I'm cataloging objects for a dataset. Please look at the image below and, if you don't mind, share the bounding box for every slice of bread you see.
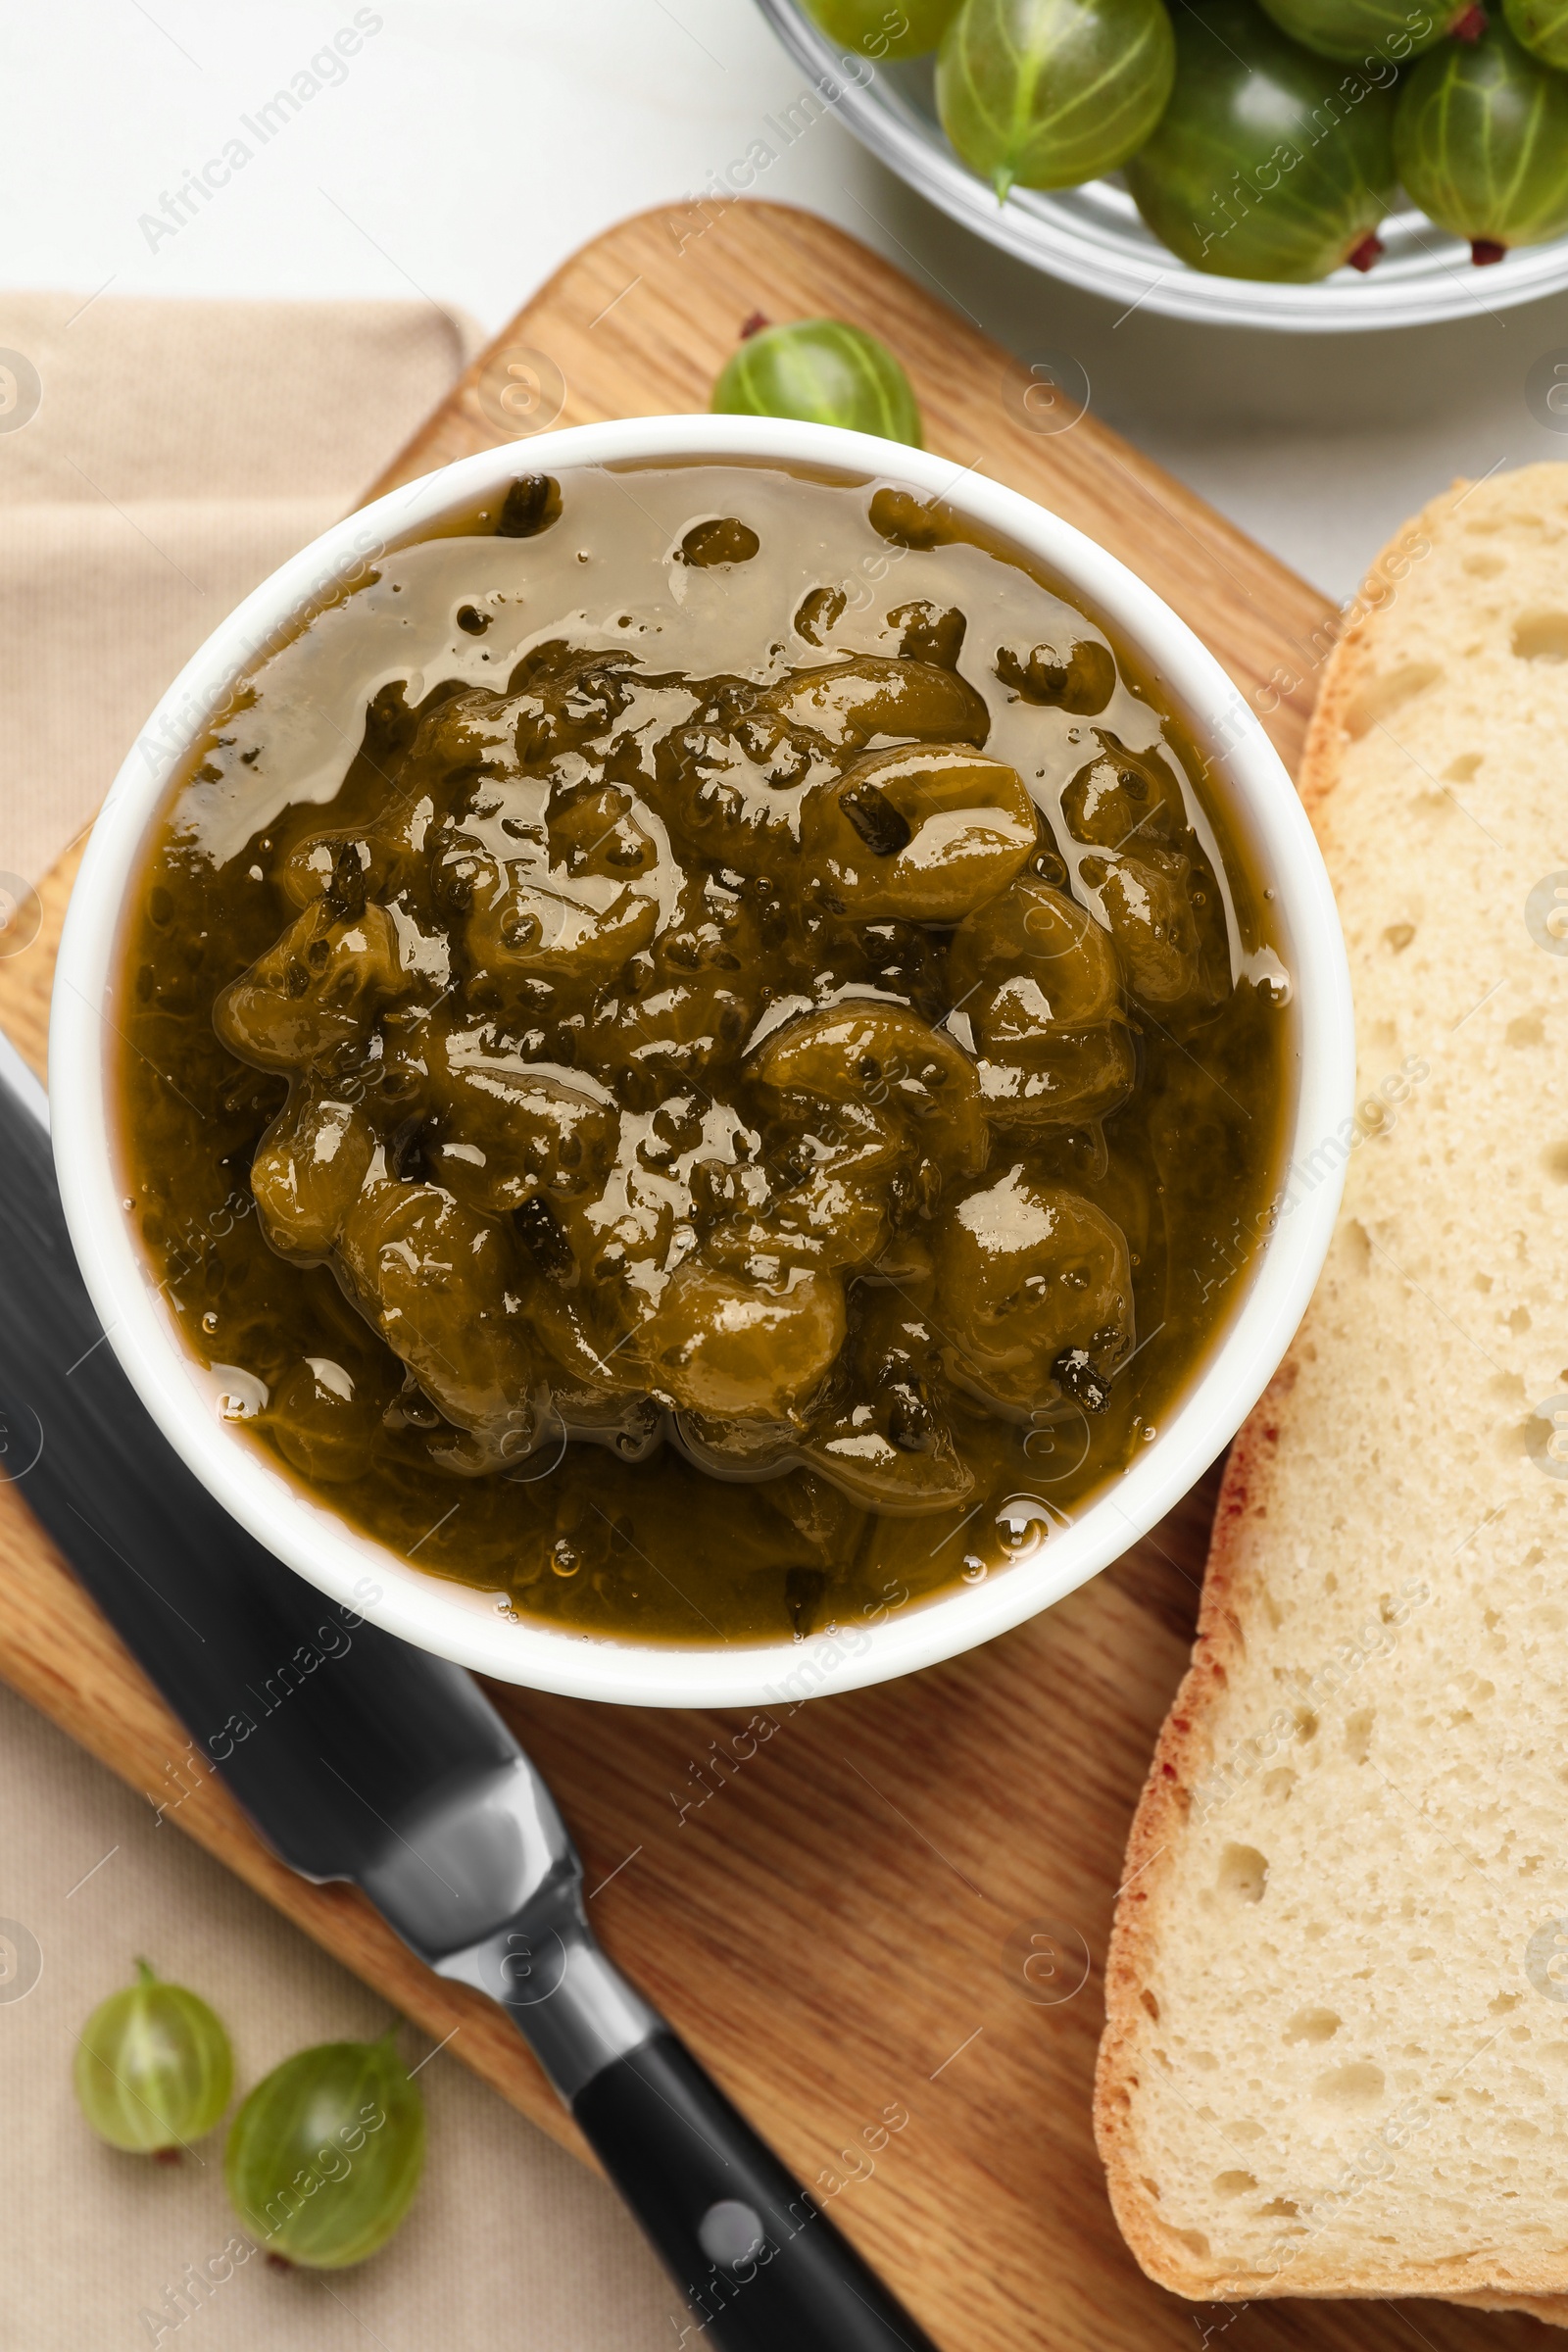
[1095,462,1568,2307]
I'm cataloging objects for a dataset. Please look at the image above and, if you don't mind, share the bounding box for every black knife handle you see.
[572,2033,938,2351]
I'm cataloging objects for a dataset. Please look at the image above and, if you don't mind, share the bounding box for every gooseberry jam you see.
[117,462,1289,1642]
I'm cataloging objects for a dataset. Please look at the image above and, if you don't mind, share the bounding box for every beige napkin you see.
[0,290,465,884]
[0,291,672,2349]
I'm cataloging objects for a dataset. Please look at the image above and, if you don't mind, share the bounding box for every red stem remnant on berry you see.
[1450,2,1488,35]
[1347,233,1384,273]
[1472,237,1507,265]
[739,311,769,340]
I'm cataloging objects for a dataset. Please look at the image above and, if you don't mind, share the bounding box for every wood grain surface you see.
[0,202,1535,2350]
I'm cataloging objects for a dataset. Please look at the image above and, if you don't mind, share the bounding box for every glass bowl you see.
[756,0,1568,331]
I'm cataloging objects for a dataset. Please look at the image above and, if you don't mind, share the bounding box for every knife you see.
[0,1027,939,2351]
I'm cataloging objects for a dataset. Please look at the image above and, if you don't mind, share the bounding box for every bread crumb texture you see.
[1095,464,1568,2305]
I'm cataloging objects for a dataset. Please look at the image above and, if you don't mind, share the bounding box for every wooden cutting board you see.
[0,202,1533,2351]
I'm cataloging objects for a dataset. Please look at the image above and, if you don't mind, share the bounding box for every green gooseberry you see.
[712,319,922,447]
[802,0,963,57]
[74,1959,233,2157]
[1253,0,1478,64]
[1125,0,1397,281]
[224,2031,425,2269]
[1397,17,1568,261]
[1505,0,1568,69]
[936,0,1176,198]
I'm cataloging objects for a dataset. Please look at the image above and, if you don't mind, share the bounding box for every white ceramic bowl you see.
[51,415,1354,1708]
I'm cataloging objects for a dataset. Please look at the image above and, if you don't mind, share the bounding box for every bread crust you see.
[1093,473,1568,2316]
[1095,1376,1295,2296]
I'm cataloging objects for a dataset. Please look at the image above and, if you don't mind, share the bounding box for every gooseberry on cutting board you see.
[711,318,923,444]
